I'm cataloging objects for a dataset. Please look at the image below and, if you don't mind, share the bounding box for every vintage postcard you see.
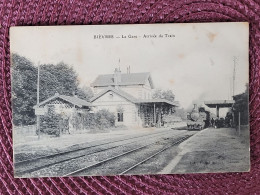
[10,22,249,178]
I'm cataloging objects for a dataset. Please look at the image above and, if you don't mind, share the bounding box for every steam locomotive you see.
[187,104,211,130]
[187,104,234,130]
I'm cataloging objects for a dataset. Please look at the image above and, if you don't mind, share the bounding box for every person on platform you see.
[214,118,219,128]
[211,118,215,127]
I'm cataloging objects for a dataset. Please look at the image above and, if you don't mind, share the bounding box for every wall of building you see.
[39,103,74,116]
[92,77,153,100]
[91,91,141,127]
[93,85,153,100]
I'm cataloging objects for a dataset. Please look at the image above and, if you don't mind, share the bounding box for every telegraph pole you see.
[238,112,241,136]
[232,57,237,128]
[37,62,40,139]
[118,58,121,71]
[233,56,237,96]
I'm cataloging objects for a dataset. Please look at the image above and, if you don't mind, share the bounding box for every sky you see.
[10,22,249,116]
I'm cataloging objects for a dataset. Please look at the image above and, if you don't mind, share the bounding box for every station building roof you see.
[90,86,179,107]
[91,72,154,88]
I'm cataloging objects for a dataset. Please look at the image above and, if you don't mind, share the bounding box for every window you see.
[118,113,124,122]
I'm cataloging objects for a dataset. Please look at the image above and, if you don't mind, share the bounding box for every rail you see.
[64,134,192,176]
[15,129,184,176]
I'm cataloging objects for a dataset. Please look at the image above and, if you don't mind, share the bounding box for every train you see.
[214,111,233,128]
[187,104,211,130]
[187,104,234,130]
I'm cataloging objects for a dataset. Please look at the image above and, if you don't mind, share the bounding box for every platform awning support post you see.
[37,63,40,140]
[153,103,156,124]
[216,105,219,118]
[238,112,241,136]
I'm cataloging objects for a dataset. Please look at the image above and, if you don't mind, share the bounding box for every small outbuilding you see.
[33,93,93,133]
[33,92,92,116]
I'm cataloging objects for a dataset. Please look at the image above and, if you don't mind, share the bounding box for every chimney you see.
[114,68,121,89]
[127,66,131,74]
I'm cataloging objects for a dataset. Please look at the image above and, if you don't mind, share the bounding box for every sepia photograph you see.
[10,22,249,178]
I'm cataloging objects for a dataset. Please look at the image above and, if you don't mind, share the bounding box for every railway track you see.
[64,134,192,176]
[15,129,175,166]
[119,135,192,175]
[15,129,188,177]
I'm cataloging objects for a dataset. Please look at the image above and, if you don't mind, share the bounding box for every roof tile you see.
[91,72,154,88]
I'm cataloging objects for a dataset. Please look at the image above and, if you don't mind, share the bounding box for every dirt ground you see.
[13,122,187,158]
[163,126,250,174]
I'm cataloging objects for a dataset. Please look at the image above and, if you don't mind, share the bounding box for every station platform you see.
[161,126,250,174]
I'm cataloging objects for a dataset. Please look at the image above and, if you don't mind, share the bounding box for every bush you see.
[70,109,115,131]
[94,109,115,130]
[71,111,95,131]
[40,106,63,136]
[40,107,116,135]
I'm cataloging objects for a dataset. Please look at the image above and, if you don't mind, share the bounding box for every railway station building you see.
[34,69,179,129]
[90,68,179,128]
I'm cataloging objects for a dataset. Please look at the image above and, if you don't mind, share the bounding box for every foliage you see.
[233,84,249,125]
[76,86,94,101]
[40,106,63,136]
[39,62,79,102]
[12,54,37,125]
[70,109,115,131]
[94,109,115,130]
[12,53,94,126]
[70,111,95,130]
[152,89,175,102]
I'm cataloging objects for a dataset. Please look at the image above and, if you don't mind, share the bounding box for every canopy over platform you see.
[204,100,235,118]
[204,100,235,108]
[137,99,179,107]
[137,99,179,128]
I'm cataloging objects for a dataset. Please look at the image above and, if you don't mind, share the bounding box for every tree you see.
[152,89,175,102]
[39,62,79,102]
[11,54,94,126]
[40,105,62,136]
[12,53,37,125]
[233,83,249,125]
[76,86,94,101]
